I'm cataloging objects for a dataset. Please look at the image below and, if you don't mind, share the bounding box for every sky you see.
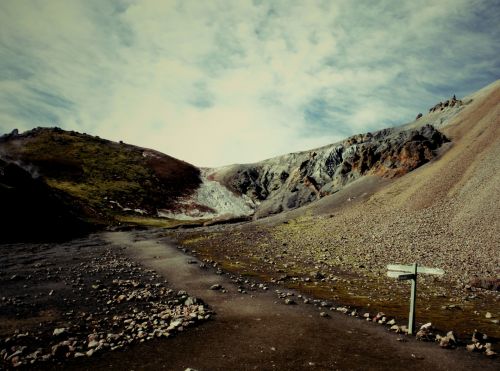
[0,0,499,167]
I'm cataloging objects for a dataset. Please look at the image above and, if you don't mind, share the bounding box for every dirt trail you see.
[63,230,499,370]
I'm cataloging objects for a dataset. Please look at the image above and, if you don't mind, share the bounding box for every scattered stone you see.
[390,325,400,332]
[485,349,497,357]
[184,297,197,306]
[209,284,222,291]
[466,344,477,352]
[52,328,67,336]
[284,298,295,305]
[416,323,433,341]
[436,331,456,348]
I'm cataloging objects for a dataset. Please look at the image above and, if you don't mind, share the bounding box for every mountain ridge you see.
[1,80,497,235]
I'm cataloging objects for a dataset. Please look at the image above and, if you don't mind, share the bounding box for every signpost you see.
[386,263,444,335]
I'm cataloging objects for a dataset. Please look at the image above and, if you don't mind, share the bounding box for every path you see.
[66,231,497,370]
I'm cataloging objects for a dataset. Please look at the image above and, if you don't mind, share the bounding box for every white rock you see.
[53,328,66,336]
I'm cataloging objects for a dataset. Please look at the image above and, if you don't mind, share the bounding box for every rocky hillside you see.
[167,93,470,221]
[208,124,449,219]
[0,89,473,230]
[0,127,201,226]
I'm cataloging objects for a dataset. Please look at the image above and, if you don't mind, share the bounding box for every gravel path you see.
[65,230,499,370]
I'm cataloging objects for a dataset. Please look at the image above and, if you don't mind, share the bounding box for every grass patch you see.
[116,215,205,228]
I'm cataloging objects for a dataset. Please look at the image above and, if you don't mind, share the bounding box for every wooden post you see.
[408,262,417,335]
[387,263,444,336]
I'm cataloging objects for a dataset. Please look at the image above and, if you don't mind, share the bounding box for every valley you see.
[0,80,499,369]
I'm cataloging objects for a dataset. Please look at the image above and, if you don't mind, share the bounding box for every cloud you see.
[0,0,499,167]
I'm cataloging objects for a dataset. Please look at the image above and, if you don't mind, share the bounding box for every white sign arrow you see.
[387,264,444,275]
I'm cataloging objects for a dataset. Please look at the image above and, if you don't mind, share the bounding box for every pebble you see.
[52,328,67,336]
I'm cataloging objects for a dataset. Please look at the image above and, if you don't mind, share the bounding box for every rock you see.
[53,328,67,336]
[116,294,126,303]
[319,312,329,318]
[437,331,456,348]
[228,123,450,219]
[87,340,99,349]
[52,343,70,358]
[420,322,432,330]
[372,312,385,322]
[86,349,95,357]
[209,284,222,291]
[184,297,197,306]
[387,319,396,325]
[310,271,325,280]
[485,349,497,357]
[485,312,493,319]
[7,350,23,361]
[472,330,486,343]
[284,298,295,305]
[466,344,477,352]
[416,323,433,341]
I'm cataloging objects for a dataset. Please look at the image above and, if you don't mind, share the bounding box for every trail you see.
[63,230,498,371]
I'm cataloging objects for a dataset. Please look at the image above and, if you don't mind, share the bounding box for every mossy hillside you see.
[0,128,201,218]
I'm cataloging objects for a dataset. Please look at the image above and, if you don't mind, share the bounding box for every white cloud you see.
[0,0,499,167]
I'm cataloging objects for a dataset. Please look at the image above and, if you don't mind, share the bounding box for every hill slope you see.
[0,81,492,233]
[0,128,201,226]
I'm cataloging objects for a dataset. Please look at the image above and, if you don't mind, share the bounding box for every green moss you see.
[116,215,205,228]
[0,128,201,222]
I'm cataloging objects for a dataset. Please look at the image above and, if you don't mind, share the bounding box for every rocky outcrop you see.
[211,124,449,218]
[429,95,463,112]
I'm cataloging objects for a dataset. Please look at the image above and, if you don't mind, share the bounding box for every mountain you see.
[158,94,469,220]
[0,80,497,237]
